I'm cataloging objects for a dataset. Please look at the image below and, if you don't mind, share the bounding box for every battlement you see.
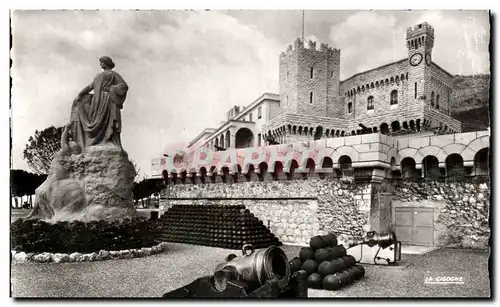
[280,38,340,58]
[406,22,435,39]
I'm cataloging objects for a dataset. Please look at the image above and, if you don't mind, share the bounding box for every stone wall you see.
[160,178,371,245]
[392,179,490,249]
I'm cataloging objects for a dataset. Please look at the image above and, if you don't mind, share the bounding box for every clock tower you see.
[406,22,434,107]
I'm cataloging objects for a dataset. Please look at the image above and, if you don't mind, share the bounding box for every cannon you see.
[162,244,308,298]
[345,231,401,265]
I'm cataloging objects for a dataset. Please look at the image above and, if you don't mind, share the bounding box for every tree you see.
[10,169,47,208]
[23,126,64,175]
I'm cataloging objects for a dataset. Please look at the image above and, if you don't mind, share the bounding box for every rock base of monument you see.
[31,143,137,222]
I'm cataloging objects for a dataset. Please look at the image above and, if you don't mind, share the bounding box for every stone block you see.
[409,136,430,149]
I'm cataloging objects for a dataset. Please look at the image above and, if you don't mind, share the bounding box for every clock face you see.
[410,53,423,66]
[425,53,432,65]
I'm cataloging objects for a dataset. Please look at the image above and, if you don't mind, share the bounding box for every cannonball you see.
[323,274,342,291]
[314,248,330,263]
[309,236,325,251]
[322,234,338,247]
[299,247,314,262]
[330,258,344,273]
[307,273,323,289]
[325,247,335,261]
[317,261,335,276]
[332,245,347,258]
[345,267,358,283]
[301,259,318,275]
[354,265,365,279]
[342,255,357,268]
[289,257,303,273]
[338,271,350,285]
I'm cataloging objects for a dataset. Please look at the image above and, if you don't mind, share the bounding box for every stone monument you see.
[27,56,137,222]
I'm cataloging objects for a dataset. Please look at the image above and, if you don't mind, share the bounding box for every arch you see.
[220,134,225,150]
[474,148,489,176]
[401,74,405,81]
[391,121,401,132]
[396,76,400,84]
[199,166,207,179]
[273,161,284,180]
[309,127,314,135]
[362,85,365,91]
[305,158,316,176]
[390,89,398,105]
[380,79,384,87]
[385,78,389,86]
[331,146,360,163]
[336,130,340,137]
[314,126,324,140]
[409,120,416,131]
[338,155,353,178]
[258,162,268,181]
[431,91,435,106]
[245,164,256,181]
[348,102,353,113]
[446,154,464,178]
[419,145,447,162]
[373,126,378,133]
[375,81,379,88]
[403,121,409,130]
[463,136,490,160]
[351,130,356,136]
[288,159,300,178]
[371,82,374,88]
[292,125,297,134]
[322,156,333,168]
[298,126,303,135]
[225,130,231,148]
[235,127,254,148]
[390,77,395,84]
[161,170,169,184]
[380,123,389,135]
[416,119,421,131]
[422,155,441,178]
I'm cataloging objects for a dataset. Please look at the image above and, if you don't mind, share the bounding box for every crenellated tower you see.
[279,38,342,118]
[406,22,435,107]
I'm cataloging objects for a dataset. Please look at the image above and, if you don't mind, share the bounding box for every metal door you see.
[395,207,434,246]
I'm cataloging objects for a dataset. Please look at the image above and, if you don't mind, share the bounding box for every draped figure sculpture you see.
[28,57,136,222]
[71,56,129,149]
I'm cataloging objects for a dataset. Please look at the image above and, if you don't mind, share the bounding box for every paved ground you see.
[11,243,491,298]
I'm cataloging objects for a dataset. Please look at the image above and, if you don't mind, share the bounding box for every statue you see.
[27,124,86,221]
[27,57,136,222]
[71,56,129,149]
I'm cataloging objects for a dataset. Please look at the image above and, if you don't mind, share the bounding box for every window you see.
[330,71,334,79]
[436,94,440,109]
[414,82,418,99]
[286,95,288,107]
[249,112,253,122]
[286,71,289,82]
[348,102,353,114]
[431,91,435,106]
[310,67,314,79]
[367,96,374,110]
[258,133,261,146]
[390,90,398,105]
[310,92,313,104]
[258,107,262,119]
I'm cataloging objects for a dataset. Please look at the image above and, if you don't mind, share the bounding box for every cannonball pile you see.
[289,234,365,291]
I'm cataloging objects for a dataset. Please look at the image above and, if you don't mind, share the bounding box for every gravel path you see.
[11,243,490,298]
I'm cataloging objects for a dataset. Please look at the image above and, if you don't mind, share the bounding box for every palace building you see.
[181,22,461,154]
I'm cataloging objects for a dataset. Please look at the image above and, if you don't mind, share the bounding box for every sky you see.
[10,10,490,178]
